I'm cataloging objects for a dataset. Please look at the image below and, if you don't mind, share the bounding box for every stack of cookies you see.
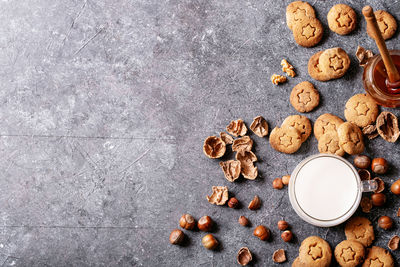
[308,47,351,81]
[286,1,323,47]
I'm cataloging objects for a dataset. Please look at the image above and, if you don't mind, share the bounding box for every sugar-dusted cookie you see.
[367,10,397,40]
[318,132,345,156]
[298,236,332,267]
[282,115,312,143]
[362,246,394,267]
[344,93,379,128]
[345,217,375,247]
[338,122,365,155]
[334,240,365,267]
[292,18,324,47]
[308,51,330,82]
[269,126,302,154]
[290,81,320,113]
[319,47,350,79]
[327,4,357,35]
[314,113,344,140]
[286,1,316,30]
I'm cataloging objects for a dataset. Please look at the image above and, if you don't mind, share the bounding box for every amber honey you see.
[373,55,400,94]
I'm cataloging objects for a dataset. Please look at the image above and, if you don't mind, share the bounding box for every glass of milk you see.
[289,154,377,227]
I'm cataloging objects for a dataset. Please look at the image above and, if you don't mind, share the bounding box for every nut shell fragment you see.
[272,249,287,263]
[373,177,385,193]
[236,151,258,180]
[206,186,229,205]
[220,132,234,145]
[248,195,261,210]
[226,119,247,137]
[398,208,400,217]
[219,160,241,182]
[232,136,253,153]
[250,116,269,137]
[356,46,374,67]
[362,124,379,140]
[361,196,372,213]
[203,136,226,159]
[237,247,252,266]
[376,111,400,142]
[388,235,399,251]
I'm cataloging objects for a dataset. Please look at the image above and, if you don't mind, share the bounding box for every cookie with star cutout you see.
[290,81,320,113]
[314,113,344,141]
[334,240,365,267]
[318,132,345,157]
[298,236,332,267]
[327,4,357,35]
[286,1,316,31]
[367,10,397,40]
[319,47,351,79]
[282,115,312,143]
[338,122,365,155]
[292,17,324,47]
[362,246,394,267]
[269,126,302,154]
[344,93,379,128]
[345,217,375,247]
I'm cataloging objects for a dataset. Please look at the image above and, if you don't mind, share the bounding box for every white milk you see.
[293,156,359,221]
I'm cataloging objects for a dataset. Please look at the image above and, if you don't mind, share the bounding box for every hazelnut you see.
[202,234,218,250]
[248,195,261,210]
[169,229,185,245]
[282,175,290,185]
[378,216,393,230]
[354,155,371,169]
[372,158,388,174]
[238,216,249,227]
[273,178,284,189]
[179,214,195,230]
[391,179,400,195]
[371,193,386,207]
[358,169,371,181]
[281,230,293,242]
[277,220,289,231]
[198,216,213,232]
[228,197,239,208]
[253,225,270,241]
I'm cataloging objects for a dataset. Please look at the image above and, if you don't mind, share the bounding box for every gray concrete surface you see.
[0,0,399,266]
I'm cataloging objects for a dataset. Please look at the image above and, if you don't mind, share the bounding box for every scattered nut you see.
[360,196,372,213]
[220,132,234,145]
[179,214,195,230]
[372,157,388,174]
[371,193,386,207]
[238,216,249,226]
[391,179,400,195]
[362,124,379,139]
[169,229,185,245]
[272,249,287,263]
[358,169,371,181]
[271,74,287,85]
[198,215,214,232]
[281,230,293,242]
[356,46,374,67]
[237,247,252,266]
[397,207,400,217]
[373,177,385,193]
[248,195,261,210]
[354,155,371,169]
[232,136,253,153]
[206,186,229,205]
[236,151,258,180]
[228,197,239,208]
[253,225,270,241]
[219,160,241,182]
[273,178,284,189]
[226,119,247,137]
[282,175,290,185]
[250,116,269,137]
[376,111,400,143]
[202,234,218,250]
[378,215,393,230]
[281,59,296,77]
[277,220,289,231]
[388,235,400,251]
[203,136,226,159]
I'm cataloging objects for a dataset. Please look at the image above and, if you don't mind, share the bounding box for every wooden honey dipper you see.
[362,6,400,90]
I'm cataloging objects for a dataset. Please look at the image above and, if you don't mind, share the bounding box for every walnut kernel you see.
[250,116,269,137]
[281,59,296,77]
[219,160,241,182]
[376,111,400,143]
[271,74,287,85]
[203,136,226,159]
[237,247,252,266]
[272,249,286,263]
[226,119,247,137]
[206,186,229,205]
[232,136,253,153]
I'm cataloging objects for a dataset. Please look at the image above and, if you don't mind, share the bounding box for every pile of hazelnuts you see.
[353,155,400,230]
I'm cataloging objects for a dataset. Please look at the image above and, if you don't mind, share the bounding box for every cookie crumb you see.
[281,59,296,77]
[271,74,287,85]
[272,249,286,263]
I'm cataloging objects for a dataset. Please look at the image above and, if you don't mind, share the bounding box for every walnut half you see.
[376,111,400,143]
[219,160,241,182]
[226,119,247,137]
[232,136,253,153]
[206,186,229,205]
[203,136,226,158]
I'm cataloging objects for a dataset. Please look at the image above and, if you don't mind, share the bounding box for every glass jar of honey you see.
[363,50,400,107]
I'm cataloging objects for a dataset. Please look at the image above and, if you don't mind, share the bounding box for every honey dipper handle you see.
[362,6,400,83]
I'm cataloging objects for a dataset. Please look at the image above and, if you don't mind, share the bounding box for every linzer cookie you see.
[319,47,351,79]
[344,94,379,128]
[327,4,357,35]
[318,132,345,156]
[281,115,312,143]
[269,126,302,154]
[297,236,332,267]
[362,246,394,267]
[334,240,365,267]
[290,81,320,113]
[337,122,365,155]
[368,10,397,40]
[314,113,344,140]
[292,18,323,47]
[286,1,316,30]
[345,217,375,247]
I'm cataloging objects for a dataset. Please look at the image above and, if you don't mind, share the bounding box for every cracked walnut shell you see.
[226,119,247,137]
[220,132,233,145]
[376,111,400,143]
[237,247,252,266]
[250,116,269,137]
[232,136,253,153]
[219,160,241,182]
[203,136,226,159]
[206,186,228,205]
[236,151,258,180]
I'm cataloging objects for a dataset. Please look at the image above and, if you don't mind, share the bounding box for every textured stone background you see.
[0,0,399,266]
